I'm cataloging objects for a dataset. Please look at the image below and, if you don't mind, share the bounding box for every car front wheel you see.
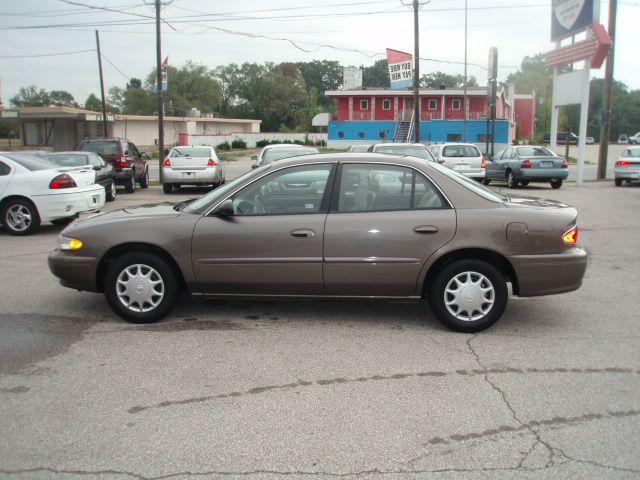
[104,252,178,323]
[139,169,149,189]
[2,198,40,236]
[162,183,173,194]
[428,259,508,333]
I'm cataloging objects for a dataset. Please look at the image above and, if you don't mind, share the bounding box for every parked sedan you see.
[49,153,587,332]
[1,152,105,235]
[162,145,225,194]
[48,152,116,202]
[485,146,568,189]
[614,146,640,186]
[429,143,485,181]
[251,146,319,168]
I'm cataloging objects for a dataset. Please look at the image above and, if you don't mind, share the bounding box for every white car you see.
[629,132,640,145]
[0,152,105,235]
[162,145,225,194]
[251,144,319,168]
[614,146,640,186]
[429,143,485,181]
[369,143,435,162]
[251,144,311,167]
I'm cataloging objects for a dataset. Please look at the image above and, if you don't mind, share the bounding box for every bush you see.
[256,139,271,148]
[315,139,327,147]
[293,139,304,145]
[231,138,247,149]
[217,141,231,151]
[270,140,282,145]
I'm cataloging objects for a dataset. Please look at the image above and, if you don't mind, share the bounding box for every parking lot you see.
[1,162,639,478]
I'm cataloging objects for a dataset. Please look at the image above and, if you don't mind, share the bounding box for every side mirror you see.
[437,159,445,164]
[251,163,259,169]
[214,199,234,216]
[93,165,101,171]
[250,155,258,161]
[140,152,149,159]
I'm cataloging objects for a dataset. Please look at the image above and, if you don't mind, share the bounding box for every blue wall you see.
[328,120,509,143]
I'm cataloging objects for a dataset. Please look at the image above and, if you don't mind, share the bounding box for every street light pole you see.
[597,0,617,180]
[412,0,420,143]
[155,0,164,182]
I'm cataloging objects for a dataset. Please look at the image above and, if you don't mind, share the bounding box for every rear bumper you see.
[510,247,587,297]
[32,186,106,223]
[162,166,221,184]
[614,167,640,180]
[114,168,134,183]
[48,249,99,292]
[519,168,569,181]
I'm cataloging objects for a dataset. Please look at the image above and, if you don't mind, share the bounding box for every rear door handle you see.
[290,228,316,238]
[413,225,439,235]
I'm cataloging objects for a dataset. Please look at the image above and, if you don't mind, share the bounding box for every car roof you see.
[373,143,426,148]
[263,143,308,150]
[263,152,434,171]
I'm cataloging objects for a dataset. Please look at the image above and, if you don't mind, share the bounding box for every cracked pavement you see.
[1,180,639,479]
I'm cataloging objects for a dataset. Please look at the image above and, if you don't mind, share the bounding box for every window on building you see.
[447,133,462,142]
[477,133,493,142]
[428,99,437,110]
[360,99,369,110]
[452,99,462,110]
[382,99,391,110]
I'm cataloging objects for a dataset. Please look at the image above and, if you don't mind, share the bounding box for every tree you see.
[297,60,343,109]
[49,90,77,107]
[84,93,102,111]
[361,59,389,88]
[420,72,477,89]
[214,64,243,115]
[10,85,50,107]
[122,78,154,115]
[107,86,125,113]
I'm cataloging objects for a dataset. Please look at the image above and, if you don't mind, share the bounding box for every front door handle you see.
[413,225,439,235]
[290,228,316,238]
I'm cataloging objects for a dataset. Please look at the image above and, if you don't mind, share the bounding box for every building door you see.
[402,98,414,121]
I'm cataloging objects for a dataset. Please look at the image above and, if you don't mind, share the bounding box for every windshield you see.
[263,148,318,164]
[171,147,211,157]
[442,145,481,157]
[516,146,556,157]
[183,166,269,214]
[2,153,59,171]
[428,161,509,202]
[48,153,90,167]
[375,146,435,161]
[79,140,119,155]
[349,145,371,152]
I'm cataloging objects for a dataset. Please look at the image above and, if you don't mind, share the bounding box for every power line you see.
[0,49,94,59]
[99,52,131,81]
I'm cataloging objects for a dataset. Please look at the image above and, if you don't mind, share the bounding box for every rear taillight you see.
[562,226,578,245]
[49,174,77,189]
[521,159,531,168]
[163,159,171,167]
[481,157,487,170]
[207,158,217,167]
[561,159,568,168]
[616,160,631,166]
[119,155,127,168]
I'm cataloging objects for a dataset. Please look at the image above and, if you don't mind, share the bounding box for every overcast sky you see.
[1,0,638,106]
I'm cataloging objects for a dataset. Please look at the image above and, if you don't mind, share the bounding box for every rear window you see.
[48,153,90,167]
[623,148,640,158]
[2,153,58,171]
[170,147,211,157]
[374,146,435,161]
[263,147,318,164]
[442,145,480,157]
[516,146,556,157]
[80,140,119,155]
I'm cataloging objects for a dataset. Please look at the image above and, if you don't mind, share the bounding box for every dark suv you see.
[78,138,149,193]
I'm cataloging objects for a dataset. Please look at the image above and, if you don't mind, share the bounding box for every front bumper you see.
[32,186,106,223]
[48,249,99,291]
[510,247,587,297]
[614,167,640,180]
[520,168,569,181]
[162,166,221,184]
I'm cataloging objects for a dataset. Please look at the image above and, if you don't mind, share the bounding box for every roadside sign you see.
[551,0,598,41]
[386,49,413,90]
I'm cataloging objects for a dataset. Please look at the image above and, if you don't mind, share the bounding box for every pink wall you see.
[337,97,349,121]
[514,97,536,139]
[375,97,394,120]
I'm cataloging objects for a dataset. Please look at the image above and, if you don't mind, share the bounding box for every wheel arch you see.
[421,247,520,297]
[96,242,187,293]
[0,195,40,218]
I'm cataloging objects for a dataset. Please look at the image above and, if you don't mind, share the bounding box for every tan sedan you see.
[48,154,587,332]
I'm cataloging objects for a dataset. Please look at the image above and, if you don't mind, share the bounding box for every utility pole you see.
[94,30,108,137]
[412,0,420,143]
[155,0,164,182]
[597,0,617,180]
[463,0,468,142]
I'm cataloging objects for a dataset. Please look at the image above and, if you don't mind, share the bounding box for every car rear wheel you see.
[482,178,491,185]
[106,182,117,202]
[139,169,149,189]
[104,252,178,323]
[428,259,508,333]
[614,178,623,187]
[550,179,563,189]
[2,198,40,236]
[125,174,136,194]
[506,171,518,189]
[162,183,173,194]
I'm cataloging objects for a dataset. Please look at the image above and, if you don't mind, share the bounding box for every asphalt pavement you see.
[0,170,639,478]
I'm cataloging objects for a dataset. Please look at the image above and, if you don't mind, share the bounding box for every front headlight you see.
[59,236,83,251]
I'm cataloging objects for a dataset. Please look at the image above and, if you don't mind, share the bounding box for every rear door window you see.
[0,161,11,175]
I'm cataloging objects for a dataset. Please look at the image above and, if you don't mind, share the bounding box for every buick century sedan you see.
[49,154,587,332]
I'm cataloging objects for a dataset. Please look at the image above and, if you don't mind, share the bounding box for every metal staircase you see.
[393,110,415,143]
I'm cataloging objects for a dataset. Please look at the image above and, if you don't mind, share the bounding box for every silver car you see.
[485,145,568,189]
[429,143,485,181]
[251,146,319,169]
[369,143,435,162]
[162,146,225,193]
[614,146,640,186]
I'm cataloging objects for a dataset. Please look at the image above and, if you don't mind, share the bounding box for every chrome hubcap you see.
[111,182,116,197]
[116,264,164,313]
[444,271,495,322]
[6,205,32,231]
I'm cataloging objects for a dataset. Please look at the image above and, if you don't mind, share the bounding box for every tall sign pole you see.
[155,0,164,182]
[94,30,108,137]
[412,0,420,143]
[597,0,617,180]
[463,0,468,142]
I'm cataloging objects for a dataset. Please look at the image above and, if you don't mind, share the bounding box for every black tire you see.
[162,183,173,194]
[124,174,136,194]
[428,259,508,333]
[506,171,518,189]
[614,178,623,187]
[520,180,529,187]
[482,178,491,186]
[1,198,40,236]
[104,252,178,324]
[139,168,149,189]
[106,181,117,202]
[550,179,563,189]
